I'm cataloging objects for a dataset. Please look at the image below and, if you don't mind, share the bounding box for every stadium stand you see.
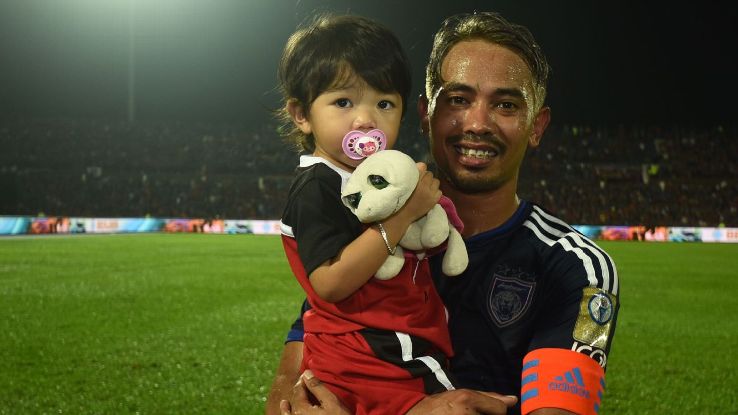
[1,117,736,226]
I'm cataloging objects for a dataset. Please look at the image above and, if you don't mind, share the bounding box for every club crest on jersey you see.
[588,291,613,325]
[487,276,535,327]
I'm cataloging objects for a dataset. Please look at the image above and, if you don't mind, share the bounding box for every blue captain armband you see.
[286,323,304,343]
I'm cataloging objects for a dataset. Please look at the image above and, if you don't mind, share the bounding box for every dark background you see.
[1,0,736,127]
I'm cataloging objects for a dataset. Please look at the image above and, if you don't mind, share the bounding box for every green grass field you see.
[1,234,736,414]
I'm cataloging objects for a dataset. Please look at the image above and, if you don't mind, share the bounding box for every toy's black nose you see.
[344,192,362,209]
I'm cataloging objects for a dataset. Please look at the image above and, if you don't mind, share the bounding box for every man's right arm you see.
[265,340,304,415]
[266,300,308,415]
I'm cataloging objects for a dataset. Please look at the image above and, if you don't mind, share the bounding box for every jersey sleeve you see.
[285,298,311,343]
[521,260,618,414]
[284,167,362,276]
[525,204,620,368]
[529,281,619,368]
[524,219,619,414]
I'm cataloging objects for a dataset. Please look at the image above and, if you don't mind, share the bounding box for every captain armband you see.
[521,348,606,415]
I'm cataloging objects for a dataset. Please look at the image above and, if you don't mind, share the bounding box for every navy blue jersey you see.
[431,201,618,413]
[285,200,619,414]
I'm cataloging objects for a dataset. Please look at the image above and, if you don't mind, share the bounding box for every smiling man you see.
[415,12,619,415]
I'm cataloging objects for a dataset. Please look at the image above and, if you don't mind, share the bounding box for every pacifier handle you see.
[342,129,387,160]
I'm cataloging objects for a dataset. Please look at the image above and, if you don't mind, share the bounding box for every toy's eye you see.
[344,192,362,209]
[368,175,389,189]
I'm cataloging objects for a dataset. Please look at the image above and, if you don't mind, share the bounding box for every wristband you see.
[376,222,396,255]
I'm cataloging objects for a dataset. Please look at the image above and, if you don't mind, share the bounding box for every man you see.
[267,11,619,415]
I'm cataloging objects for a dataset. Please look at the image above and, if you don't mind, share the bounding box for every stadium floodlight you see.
[128,0,136,122]
[63,0,204,122]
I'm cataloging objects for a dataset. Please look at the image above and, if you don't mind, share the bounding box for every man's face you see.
[421,40,549,194]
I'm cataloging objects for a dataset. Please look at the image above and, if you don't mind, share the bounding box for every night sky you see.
[1,0,736,126]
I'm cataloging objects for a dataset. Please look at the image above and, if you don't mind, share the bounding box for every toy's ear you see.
[286,98,311,134]
[383,150,420,192]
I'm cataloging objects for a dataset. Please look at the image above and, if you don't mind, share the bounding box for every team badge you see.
[588,292,613,325]
[573,287,617,349]
[487,276,535,327]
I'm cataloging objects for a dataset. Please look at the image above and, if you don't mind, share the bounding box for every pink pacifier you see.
[341,129,387,160]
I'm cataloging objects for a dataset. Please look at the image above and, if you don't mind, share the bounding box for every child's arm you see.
[309,163,440,302]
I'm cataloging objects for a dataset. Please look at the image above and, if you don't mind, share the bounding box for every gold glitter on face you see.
[425,40,542,194]
[505,65,536,126]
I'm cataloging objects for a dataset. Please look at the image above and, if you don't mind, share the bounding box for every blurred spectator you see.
[520,123,737,226]
[1,117,736,226]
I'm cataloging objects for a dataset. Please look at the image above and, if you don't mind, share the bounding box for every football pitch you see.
[1,233,736,414]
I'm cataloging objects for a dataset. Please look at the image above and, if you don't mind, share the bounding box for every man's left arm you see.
[522,281,619,415]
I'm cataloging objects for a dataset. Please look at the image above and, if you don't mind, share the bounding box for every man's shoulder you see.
[520,203,619,295]
[520,203,606,251]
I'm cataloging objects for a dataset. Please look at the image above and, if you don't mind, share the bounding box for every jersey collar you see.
[466,200,531,243]
[299,155,352,192]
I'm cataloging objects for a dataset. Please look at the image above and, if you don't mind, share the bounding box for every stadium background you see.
[1,0,737,234]
[1,1,738,414]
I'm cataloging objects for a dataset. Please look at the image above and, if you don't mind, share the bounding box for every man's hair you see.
[277,14,412,153]
[425,11,550,111]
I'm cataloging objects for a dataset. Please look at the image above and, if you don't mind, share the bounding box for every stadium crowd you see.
[1,117,736,226]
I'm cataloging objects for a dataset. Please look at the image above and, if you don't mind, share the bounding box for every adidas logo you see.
[549,367,590,399]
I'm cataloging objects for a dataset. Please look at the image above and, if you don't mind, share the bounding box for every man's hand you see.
[279,370,350,415]
[406,389,518,415]
[277,369,517,415]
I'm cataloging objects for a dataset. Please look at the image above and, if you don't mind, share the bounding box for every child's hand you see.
[396,162,441,223]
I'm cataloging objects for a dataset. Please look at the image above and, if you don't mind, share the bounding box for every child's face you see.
[298,76,402,171]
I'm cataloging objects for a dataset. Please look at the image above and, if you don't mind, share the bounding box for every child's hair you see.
[276,14,412,153]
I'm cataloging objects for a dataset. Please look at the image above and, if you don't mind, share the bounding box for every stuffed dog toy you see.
[341,150,468,280]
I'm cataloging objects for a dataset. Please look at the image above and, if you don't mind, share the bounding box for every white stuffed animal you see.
[341,150,468,280]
